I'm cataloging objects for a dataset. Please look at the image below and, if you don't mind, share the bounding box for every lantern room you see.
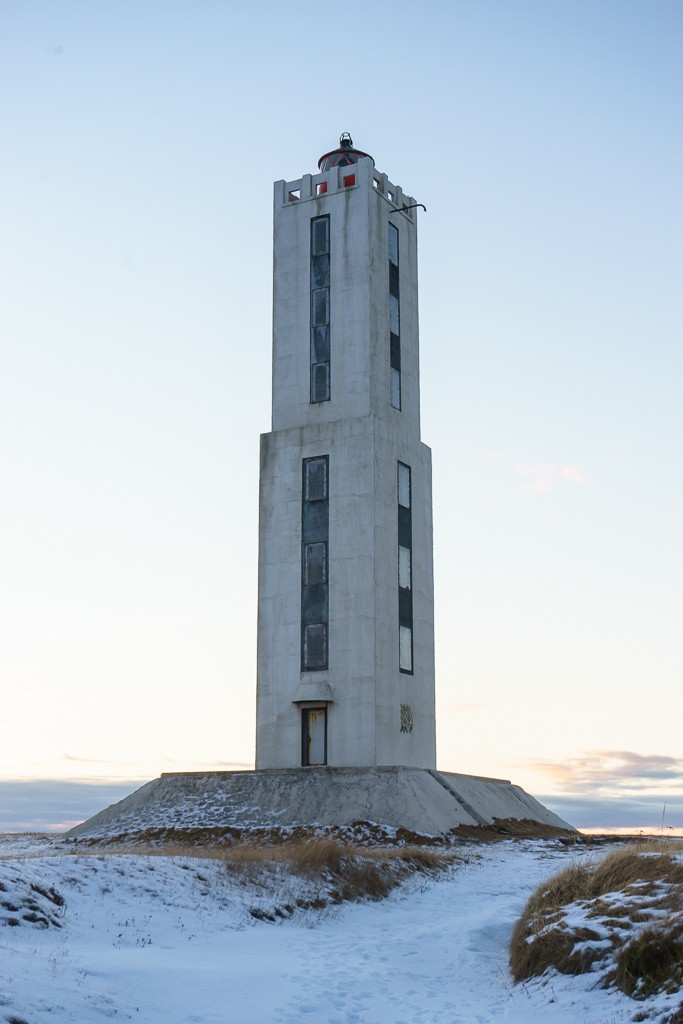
[317,132,374,172]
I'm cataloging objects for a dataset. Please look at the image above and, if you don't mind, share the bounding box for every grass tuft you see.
[611,921,683,998]
[510,840,683,996]
[590,844,683,895]
[510,920,606,980]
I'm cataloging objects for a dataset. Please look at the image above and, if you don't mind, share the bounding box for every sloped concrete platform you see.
[66,767,574,841]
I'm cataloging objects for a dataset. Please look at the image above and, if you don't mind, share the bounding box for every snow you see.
[0,836,680,1023]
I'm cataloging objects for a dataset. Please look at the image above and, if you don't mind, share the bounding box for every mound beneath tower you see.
[65,767,574,844]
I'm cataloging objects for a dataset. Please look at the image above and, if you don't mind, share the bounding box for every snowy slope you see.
[0,836,679,1024]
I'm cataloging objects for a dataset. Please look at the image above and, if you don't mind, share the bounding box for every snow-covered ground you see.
[0,835,679,1023]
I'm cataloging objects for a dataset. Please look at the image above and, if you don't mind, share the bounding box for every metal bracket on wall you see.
[395,203,427,214]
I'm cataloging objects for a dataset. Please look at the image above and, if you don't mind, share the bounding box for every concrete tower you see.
[256,136,436,770]
[67,137,576,844]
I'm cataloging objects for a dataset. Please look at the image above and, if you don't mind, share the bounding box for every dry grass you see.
[81,836,452,909]
[237,837,449,904]
[611,920,683,998]
[452,818,577,842]
[510,841,683,994]
[591,843,683,895]
[67,821,452,850]
[510,920,606,981]
[66,816,583,850]
[99,836,446,868]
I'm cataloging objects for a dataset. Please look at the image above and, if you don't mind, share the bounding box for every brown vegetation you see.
[66,817,581,850]
[84,835,454,912]
[612,921,683,997]
[509,840,683,1005]
[453,818,577,842]
[66,820,450,849]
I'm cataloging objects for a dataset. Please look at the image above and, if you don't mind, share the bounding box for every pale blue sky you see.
[1,0,681,831]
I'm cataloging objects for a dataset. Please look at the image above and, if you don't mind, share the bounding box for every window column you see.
[301,456,329,670]
[389,222,401,410]
[397,461,413,673]
[310,216,330,403]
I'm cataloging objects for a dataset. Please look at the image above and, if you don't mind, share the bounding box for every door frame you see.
[301,705,328,767]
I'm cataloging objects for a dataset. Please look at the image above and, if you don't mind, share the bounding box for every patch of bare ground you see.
[63,821,448,850]
[453,818,577,842]
[63,817,582,850]
[510,840,683,1013]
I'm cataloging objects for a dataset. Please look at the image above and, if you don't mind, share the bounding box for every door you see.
[302,707,327,766]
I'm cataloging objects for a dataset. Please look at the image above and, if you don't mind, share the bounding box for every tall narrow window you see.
[302,456,329,670]
[397,461,413,673]
[310,216,330,403]
[389,223,401,410]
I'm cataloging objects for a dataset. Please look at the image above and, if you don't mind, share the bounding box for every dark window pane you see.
[312,324,330,363]
[304,542,327,585]
[390,333,401,369]
[303,623,327,670]
[388,223,399,266]
[398,505,411,547]
[399,585,413,625]
[302,582,328,623]
[311,253,330,288]
[302,499,328,542]
[305,458,327,501]
[312,287,329,327]
[311,217,329,256]
[311,361,330,403]
[389,262,399,297]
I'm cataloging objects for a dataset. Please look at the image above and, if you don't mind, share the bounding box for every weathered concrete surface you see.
[66,767,574,841]
[258,156,436,771]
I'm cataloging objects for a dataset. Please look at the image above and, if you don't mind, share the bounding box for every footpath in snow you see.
[0,836,676,1023]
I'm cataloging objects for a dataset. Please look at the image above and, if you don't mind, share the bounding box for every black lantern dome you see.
[318,133,374,172]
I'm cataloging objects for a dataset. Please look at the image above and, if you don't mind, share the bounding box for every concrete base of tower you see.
[65,767,575,842]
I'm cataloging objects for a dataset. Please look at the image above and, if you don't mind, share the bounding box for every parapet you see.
[275,159,416,220]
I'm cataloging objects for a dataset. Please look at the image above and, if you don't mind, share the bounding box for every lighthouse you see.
[68,137,576,842]
[255,135,436,770]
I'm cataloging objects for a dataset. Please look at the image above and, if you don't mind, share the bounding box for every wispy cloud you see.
[161,759,253,771]
[63,753,137,766]
[0,779,147,832]
[539,792,683,831]
[514,463,586,492]
[520,750,683,796]
[439,702,485,714]
[515,463,559,477]
[61,754,157,777]
[61,754,254,775]
[525,749,683,831]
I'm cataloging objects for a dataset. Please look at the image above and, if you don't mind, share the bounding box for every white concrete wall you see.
[256,155,435,770]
